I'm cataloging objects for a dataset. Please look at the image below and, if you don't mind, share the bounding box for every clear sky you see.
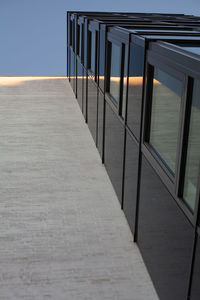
[1,0,200,76]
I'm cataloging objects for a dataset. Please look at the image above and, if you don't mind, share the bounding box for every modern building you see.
[67,11,200,300]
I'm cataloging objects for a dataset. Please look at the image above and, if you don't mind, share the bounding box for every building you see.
[67,11,200,300]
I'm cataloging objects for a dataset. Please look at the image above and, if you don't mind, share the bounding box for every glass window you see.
[122,45,129,119]
[109,43,121,105]
[77,24,80,56]
[91,31,96,74]
[183,80,200,213]
[127,43,144,140]
[99,30,106,91]
[72,20,75,51]
[149,67,183,175]
[79,24,83,58]
[88,30,92,69]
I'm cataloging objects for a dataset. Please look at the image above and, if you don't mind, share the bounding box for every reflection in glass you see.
[99,30,105,91]
[127,43,144,139]
[183,80,200,212]
[78,24,82,57]
[77,24,80,56]
[122,45,128,119]
[109,43,121,105]
[91,31,96,74]
[150,67,183,175]
[88,30,92,70]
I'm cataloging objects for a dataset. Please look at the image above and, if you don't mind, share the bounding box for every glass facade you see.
[149,67,183,175]
[109,43,121,105]
[183,80,200,212]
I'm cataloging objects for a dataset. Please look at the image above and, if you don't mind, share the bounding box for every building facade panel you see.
[67,11,200,299]
[138,155,194,300]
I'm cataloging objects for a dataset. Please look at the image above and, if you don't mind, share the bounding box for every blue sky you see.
[1,0,200,76]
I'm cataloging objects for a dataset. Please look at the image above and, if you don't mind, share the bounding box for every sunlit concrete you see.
[0,77,159,300]
[0,76,65,86]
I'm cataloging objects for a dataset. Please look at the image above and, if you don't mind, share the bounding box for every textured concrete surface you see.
[0,77,159,300]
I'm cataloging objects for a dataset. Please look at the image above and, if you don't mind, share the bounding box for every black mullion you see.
[174,75,189,197]
[143,63,154,143]
[105,41,111,94]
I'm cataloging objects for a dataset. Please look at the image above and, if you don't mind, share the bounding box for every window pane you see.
[150,67,183,175]
[77,24,80,56]
[87,31,91,69]
[99,30,105,91]
[79,24,82,57]
[109,43,121,105]
[183,80,200,213]
[127,43,144,139]
[122,45,128,119]
[91,31,96,74]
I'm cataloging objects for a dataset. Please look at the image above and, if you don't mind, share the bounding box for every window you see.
[122,45,129,119]
[88,30,96,75]
[77,24,80,56]
[72,20,75,51]
[91,31,96,74]
[99,30,106,91]
[88,30,92,69]
[79,24,83,58]
[183,80,200,213]
[69,20,73,46]
[109,42,121,105]
[149,67,183,175]
[126,43,144,140]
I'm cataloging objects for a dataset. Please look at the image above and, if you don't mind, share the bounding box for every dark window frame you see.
[105,37,128,119]
[142,45,200,225]
[87,29,98,81]
[178,78,200,216]
[143,60,185,182]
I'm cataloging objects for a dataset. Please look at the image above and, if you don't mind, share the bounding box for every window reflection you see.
[122,45,128,119]
[91,31,96,74]
[183,80,200,213]
[99,30,105,91]
[88,31,92,70]
[149,67,183,175]
[127,43,144,139]
[77,24,80,56]
[70,20,73,46]
[109,43,121,105]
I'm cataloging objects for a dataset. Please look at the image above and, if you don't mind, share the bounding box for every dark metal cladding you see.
[67,11,200,300]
